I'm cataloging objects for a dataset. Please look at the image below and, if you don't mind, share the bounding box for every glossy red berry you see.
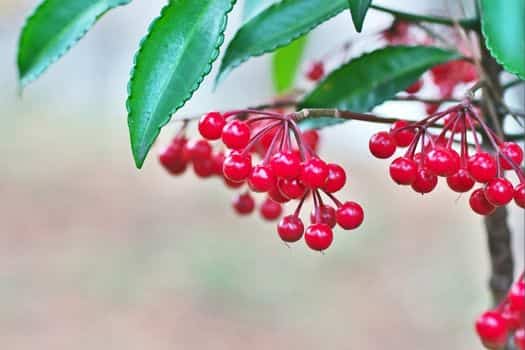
[390,120,416,147]
[224,177,245,189]
[211,152,225,176]
[336,201,364,230]
[248,165,274,192]
[222,152,252,182]
[222,120,250,150]
[301,157,329,188]
[468,152,497,183]
[469,188,496,216]
[322,163,347,193]
[184,139,212,161]
[277,215,304,242]
[515,328,525,350]
[500,142,524,170]
[501,305,521,331]
[306,61,324,81]
[514,184,525,208]
[270,151,302,179]
[369,131,396,159]
[509,280,525,312]
[389,156,418,185]
[198,112,225,140]
[304,223,333,251]
[310,205,337,228]
[260,198,282,221]
[405,80,423,94]
[484,178,514,206]
[447,168,475,193]
[475,311,509,349]
[277,178,306,199]
[232,193,255,215]
[268,181,291,203]
[411,168,438,194]
[193,157,214,178]
[302,130,320,152]
[424,147,460,177]
[159,137,188,175]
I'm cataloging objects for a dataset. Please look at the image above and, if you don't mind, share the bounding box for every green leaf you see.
[299,46,459,129]
[217,0,348,84]
[480,0,525,79]
[272,36,307,93]
[348,0,371,32]
[127,0,235,168]
[17,0,131,88]
[242,0,279,22]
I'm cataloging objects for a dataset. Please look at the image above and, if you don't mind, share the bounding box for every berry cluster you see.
[159,110,364,251]
[369,102,525,214]
[475,273,525,349]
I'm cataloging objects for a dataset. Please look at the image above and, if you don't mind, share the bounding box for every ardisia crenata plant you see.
[16,0,524,348]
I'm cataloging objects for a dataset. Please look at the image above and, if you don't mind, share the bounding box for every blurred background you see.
[1,0,523,349]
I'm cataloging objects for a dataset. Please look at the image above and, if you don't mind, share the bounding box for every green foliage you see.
[242,0,279,22]
[347,0,371,32]
[480,0,525,79]
[216,0,348,84]
[127,0,235,168]
[299,46,459,129]
[17,0,131,88]
[272,36,308,93]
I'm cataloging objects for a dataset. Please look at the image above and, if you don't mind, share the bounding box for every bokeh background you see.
[1,0,523,349]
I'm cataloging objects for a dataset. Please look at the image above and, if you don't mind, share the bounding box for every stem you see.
[502,79,524,90]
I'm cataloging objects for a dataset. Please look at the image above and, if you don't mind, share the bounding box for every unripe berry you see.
[475,311,509,349]
[301,157,329,188]
[390,120,416,147]
[336,201,364,230]
[514,183,525,208]
[304,223,333,251]
[222,152,252,182]
[411,168,438,194]
[424,147,460,177]
[500,142,524,170]
[232,193,255,215]
[389,156,418,185]
[311,205,336,228]
[248,165,274,192]
[222,120,250,150]
[270,151,302,179]
[484,178,514,206]
[405,80,423,94]
[468,152,497,183]
[322,163,347,193]
[447,168,475,193]
[469,188,496,216]
[369,131,396,159]
[198,112,225,140]
[277,178,306,199]
[277,215,304,242]
[306,61,324,81]
[184,139,212,161]
[260,198,282,221]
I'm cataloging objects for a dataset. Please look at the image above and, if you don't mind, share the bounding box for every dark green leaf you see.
[348,0,371,32]
[272,36,307,93]
[480,0,524,79]
[299,46,459,129]
[217,0,347,84]
[127,0,235,168]
[17,0,131,88]
[242,0,279,22]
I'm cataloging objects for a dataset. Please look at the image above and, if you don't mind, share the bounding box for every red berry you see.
[260,198,282,221]
[270,151,302,179]
[158,137,188,175]
[389,156,418,185]
[222,120,250,150]
[232,193,255,215]
[224,177,245,189]
[304,223,333,251]
[369,132,396,159]
[484,178,514,206]
[500,142,524,170]
[515,328,525,350]
[411,168,438,194]
[336,201,364,230]
[277,215,304,243]
[310,205,336,228]
[468,152,497,183]
[301,157,329,188]
[222,152,252,182]
[424,147,460,177]
[268,181,291,203]
[447,168,475,193]
[509,280,525,313]
[277,178,306,199]
[514,183,525,208]
[193,157,214,178]
[306,61,324,81]
[322,163,347,193]
[184,139,212,161]
[405,80,423,94]
[302,130,320,152]
[390,120,416,147]
[425,103,439,115]
[198,112,225,140]
[475,311,509,349]
[248,165,274,192]
[470,188,496,216]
